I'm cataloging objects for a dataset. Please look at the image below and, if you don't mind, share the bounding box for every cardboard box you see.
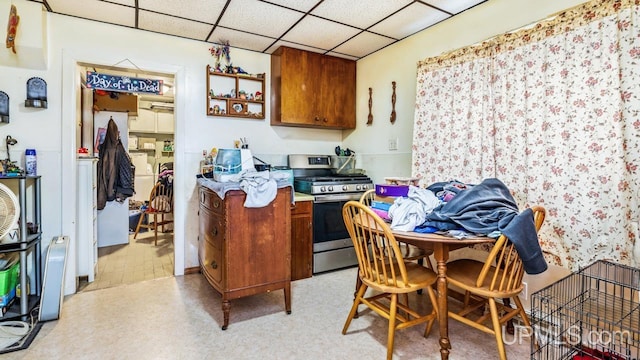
[138,137,155,150]
[94,93,138,116]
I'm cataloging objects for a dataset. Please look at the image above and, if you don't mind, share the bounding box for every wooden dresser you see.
[198,185,292,330]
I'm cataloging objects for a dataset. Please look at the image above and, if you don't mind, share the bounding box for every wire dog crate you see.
[530,260,640,360]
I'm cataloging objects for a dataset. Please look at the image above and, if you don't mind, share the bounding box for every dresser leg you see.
[222,299,230,330]
[284,282,292,314]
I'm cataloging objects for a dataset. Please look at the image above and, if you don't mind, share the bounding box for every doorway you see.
[76,63,176,292]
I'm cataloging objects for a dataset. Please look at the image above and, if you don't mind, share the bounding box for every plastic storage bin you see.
[0,261,19,307]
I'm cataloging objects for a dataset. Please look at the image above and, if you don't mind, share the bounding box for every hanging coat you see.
[97,118,134,210]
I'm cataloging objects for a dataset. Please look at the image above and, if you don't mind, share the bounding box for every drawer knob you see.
[211,260,218,269]
[211,227,218,236]
[213,200,220,208]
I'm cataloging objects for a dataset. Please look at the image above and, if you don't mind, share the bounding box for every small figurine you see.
[254,91,262,101]
[238,90,247,100]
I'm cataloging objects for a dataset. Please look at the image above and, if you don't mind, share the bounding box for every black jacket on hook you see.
[97,117,134,210]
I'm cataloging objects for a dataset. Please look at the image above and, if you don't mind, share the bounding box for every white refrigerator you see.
[94,111,130,247]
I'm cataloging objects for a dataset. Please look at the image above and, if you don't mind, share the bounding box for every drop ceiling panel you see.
[208,27,276,53]
[426,0,486,15]
[369,2,450,40]
[139,10,212,40]
[282,16,361,51]
[219,0,303,38]
[138,0,227,24]
[264,0,320,13]
[265,40,327,55]
[43,0,489,60]
[310,0,412,30]
[332,31,396,58]
[48,0,135,27]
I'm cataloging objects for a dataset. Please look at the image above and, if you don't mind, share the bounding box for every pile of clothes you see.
[370,178,547,274]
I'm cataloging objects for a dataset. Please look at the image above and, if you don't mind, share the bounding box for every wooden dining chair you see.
[342,201,439,360]
[359,189,434,270]
[445,206,546,360]
[133,181,174,245]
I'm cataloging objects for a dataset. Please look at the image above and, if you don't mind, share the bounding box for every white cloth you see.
[388,186,440,231]
[239,169,277,208]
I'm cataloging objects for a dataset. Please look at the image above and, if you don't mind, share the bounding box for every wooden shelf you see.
[206,65,265,119]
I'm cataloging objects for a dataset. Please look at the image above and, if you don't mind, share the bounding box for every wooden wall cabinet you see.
[270,46,356,129]
[206,65,265,119]
[290,200,313,281]
[198,186,291,330]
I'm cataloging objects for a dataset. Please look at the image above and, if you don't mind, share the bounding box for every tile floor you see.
[77,229,174,292]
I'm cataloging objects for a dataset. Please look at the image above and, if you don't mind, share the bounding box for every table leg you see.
[434,245,451,359]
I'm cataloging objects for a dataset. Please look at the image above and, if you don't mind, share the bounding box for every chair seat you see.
[362,261,437,293]
[446,259,524,298]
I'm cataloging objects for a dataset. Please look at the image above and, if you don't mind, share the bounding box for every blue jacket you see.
[424,178,547,274]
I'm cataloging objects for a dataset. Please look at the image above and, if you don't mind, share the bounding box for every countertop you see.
[294,192,314,202]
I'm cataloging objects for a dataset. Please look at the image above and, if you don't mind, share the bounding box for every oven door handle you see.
[314,194,362,203]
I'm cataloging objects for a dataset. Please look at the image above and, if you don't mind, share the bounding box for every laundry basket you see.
[530,260,640,360]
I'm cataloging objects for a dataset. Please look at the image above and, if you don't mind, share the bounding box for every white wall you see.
[1,0,587,296]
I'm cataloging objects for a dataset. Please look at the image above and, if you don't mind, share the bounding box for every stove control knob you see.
[320,186,326,192]
[328,186,334,192]
[355,185,361,191]
[362,184,369,190]
[342,185,349,191]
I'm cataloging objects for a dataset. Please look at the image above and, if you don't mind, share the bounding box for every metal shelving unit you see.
[0,175,42,321]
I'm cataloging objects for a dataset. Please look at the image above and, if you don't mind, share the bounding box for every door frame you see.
[61,50,185,295]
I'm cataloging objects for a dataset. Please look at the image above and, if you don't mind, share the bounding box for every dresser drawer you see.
[199,187,224,215]
[201,244,223,285]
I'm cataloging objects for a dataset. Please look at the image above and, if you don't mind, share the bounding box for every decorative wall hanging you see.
[0,91,9,123]
[209,39,231,74]
[367,87,373,125]
[25,77,47,108]
[5,4,19,54]
[85,71,163,95]
[390,81,397,124]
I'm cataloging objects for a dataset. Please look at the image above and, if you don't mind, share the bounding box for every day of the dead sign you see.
[86,72,163,95]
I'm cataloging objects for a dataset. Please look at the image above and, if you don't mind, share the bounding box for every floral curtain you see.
[412,0,640,270]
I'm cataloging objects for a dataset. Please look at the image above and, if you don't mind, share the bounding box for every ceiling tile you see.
[139,10,212,40]
[332,31,395,58]
[282,16,360,51]
[208,27,276,53]
[311,0,411,29]
[107,0,135,5]
[369,2,449,39]
[325,52,359,61]
[264,40,327,55]
[425,0,486,15]
[263,0,320,13]
[48,0,135,27]
[219,0,303,38]
[139,0,227,24]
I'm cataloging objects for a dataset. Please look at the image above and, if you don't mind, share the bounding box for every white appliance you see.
[130,152,155,202]
[94,111,130,247]
[40,236,68,322]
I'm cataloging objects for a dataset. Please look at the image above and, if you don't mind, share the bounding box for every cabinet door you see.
[156,112,174,133]
[129,109,156,132]
[320,56,356,129]
[274,47,321,126]
[291,200,313,281]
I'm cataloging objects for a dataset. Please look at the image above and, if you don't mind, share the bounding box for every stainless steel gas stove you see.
[288,154,373,274]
